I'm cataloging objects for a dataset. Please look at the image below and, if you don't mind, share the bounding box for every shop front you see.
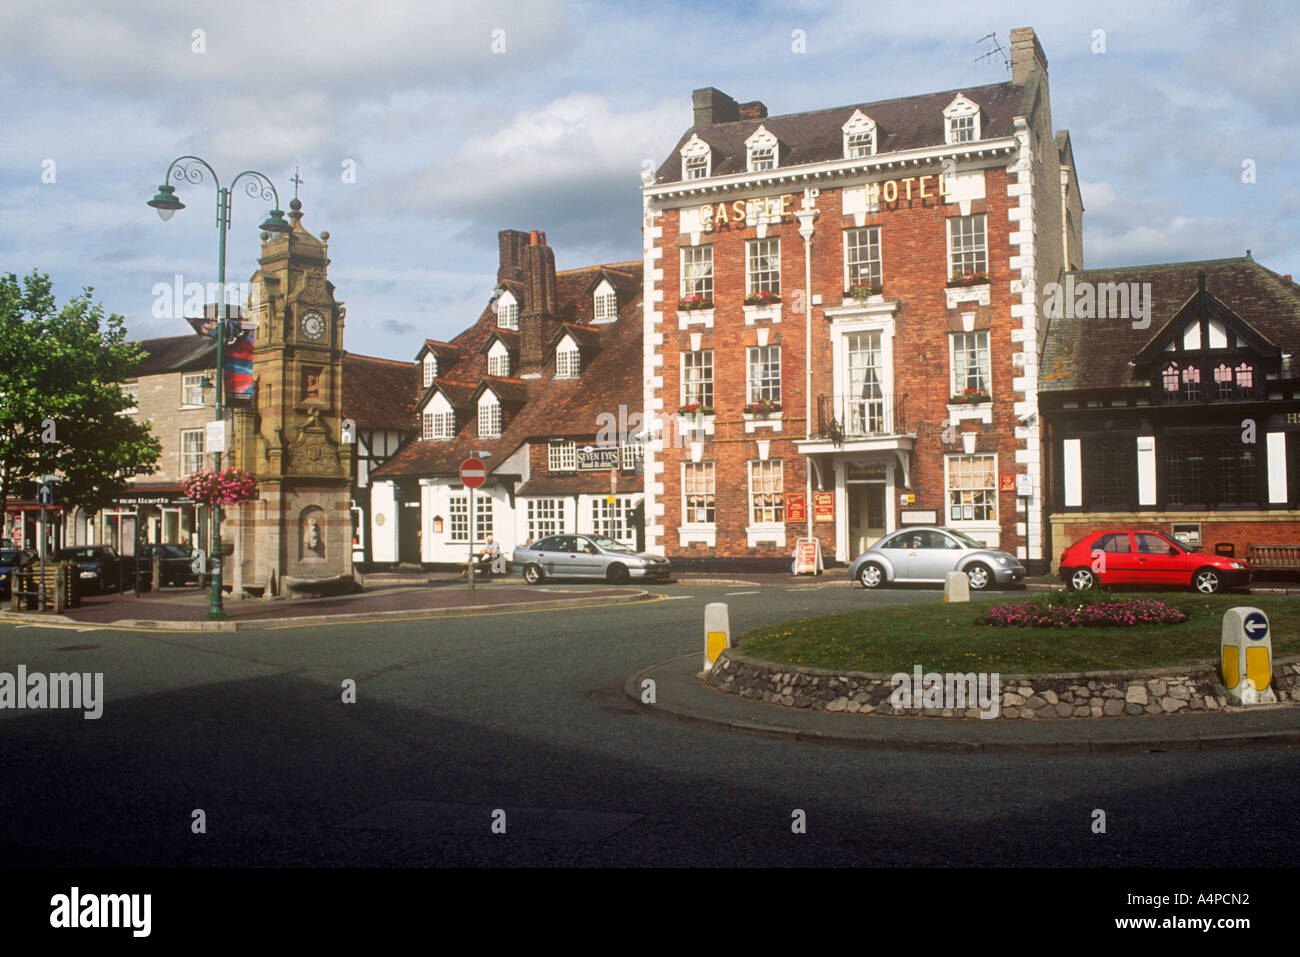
[102,486,204,552]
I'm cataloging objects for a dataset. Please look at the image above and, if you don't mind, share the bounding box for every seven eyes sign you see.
[459,458,487,489]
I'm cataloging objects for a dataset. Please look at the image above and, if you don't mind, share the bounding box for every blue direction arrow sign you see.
[36,483,53,506]
[1243,611,1269,641]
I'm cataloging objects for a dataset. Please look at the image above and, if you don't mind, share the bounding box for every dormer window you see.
[842,110,876,159]
[592,279,617,323]
[486,340,511,377]
[421,392,456,440]
[681,134,711,181]
[745,126,779,173]
[943,94,981,145]
[478,394,502,438]
[496,291,518,330]
[422,353,436,387]
[555,337,581,378]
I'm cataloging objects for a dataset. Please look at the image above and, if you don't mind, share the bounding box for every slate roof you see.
[654,82,1026,184]
[373,260,644,483]
[341,353,419,431]
[130,335,216,376]
[1040,257,1300,393]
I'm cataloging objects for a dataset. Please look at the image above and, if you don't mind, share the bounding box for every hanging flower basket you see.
[182,467,259,506]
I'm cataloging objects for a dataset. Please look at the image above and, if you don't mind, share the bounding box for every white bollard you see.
[1221,607,1276,705]
[704,602,730,672]
[943,571,970,603]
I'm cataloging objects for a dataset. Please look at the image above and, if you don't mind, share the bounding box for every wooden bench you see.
[1247,544,1300,570]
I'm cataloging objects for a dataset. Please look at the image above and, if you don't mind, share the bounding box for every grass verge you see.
[736,592,1298,674]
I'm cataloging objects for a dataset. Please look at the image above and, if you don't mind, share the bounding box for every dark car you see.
[139,543,198,586]
[0,548,35,599]
[54,546,150,595]
[1059,530,1250,593]
[512,534,671,584]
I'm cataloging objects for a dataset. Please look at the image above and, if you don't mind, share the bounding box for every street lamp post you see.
[148,157,290,617]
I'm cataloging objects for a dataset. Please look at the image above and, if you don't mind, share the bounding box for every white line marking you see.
[725,590,760,596]
[663,595,694,600]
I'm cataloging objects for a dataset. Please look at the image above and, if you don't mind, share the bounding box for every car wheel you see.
[523,563,544,585]
[858,562,885,589]
[966,562,992,591]
[1067,567,1096,591]
[1194,568,1221,594]
[606,563,630,584]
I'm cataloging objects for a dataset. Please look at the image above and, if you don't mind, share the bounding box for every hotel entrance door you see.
[848,483,886,557]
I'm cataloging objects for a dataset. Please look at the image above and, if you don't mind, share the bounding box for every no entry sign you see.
[459,457,487,489]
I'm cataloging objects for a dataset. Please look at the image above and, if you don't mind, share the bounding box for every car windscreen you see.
[946,529,987,549]
[588,536,634,552]
[58,549,113,561]
[0,551,27,566]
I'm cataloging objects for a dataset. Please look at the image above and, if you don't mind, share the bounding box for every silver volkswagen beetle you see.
[848,526,1025,590]
[513,534,671,584]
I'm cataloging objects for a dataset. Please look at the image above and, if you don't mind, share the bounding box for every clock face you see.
[300,311,325,341]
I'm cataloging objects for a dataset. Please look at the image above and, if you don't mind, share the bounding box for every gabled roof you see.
[1132,287,1280,367]
[653,81,1023,184]
[416,379,475,413]
[372,258,646,482]
[1041,257,1300,393]
[472,376,529,405]
[478,329,520,356]
[415,339,463,363]
[549,322,601,352]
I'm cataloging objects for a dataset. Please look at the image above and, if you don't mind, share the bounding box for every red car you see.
[1058,530,1251,594]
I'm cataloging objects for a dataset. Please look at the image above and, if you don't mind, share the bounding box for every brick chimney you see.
[692,87,739,127]
[738,100,767,121]
[497,229,529,285]
[1010,27,1048,86]
[519,231,558,377]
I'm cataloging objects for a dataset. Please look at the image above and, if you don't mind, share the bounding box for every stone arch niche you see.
[299,505,326,563]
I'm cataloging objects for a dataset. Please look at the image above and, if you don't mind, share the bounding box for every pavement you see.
[626,652,1300,754]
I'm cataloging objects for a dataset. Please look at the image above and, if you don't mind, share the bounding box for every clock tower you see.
[229,197,354,596]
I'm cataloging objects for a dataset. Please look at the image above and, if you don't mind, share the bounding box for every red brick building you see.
[640,26,1080,573]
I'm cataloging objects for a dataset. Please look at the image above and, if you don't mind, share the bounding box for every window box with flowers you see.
[676,294,715,329]
[947,388,993,424]
[742,291,782,325]
[946,270,989,288]
[742,399,783,433]
[950,388,991,405]
[843,282,883,303]
[676,402,715,436]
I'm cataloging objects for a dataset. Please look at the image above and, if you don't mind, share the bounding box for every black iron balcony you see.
[815,393,908,441]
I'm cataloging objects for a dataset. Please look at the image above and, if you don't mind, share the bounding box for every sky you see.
[1,0,1297,361]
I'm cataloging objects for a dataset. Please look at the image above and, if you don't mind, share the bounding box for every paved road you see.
[1,581,1295,866]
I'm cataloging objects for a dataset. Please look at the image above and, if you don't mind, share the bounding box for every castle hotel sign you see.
[698,175,950,230]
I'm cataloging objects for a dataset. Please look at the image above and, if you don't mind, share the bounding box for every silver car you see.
[848,526,1025,590]
[513,534,671,584]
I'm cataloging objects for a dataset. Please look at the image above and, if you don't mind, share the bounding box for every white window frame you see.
[591,496,635,544]
[621,440,644,471]
[487,340,511,377]
[748,459,785,524]
[680,245,714,301]
[943,93,980,144]
[526,499,562,541]
[181,428,205,475]
[448,496,469,542]
[680,133,711,180]
[121,381,139,413]
[478,395,502,438]
[496,291,519,330]
[548,440,576,472]
[422,411,436,440]
[592,279,617,323]
[947,214,987,278]
[950,331,991,397]
[844,226,882,290]
[181,373,206,408]
[422,353,436,387]
[555,341,581,378]
[681,349,714,408]
[746,237,780,296]
[946,453,998,524]
[747,345,781,403]
[682,462,716,525]
[841,109,876,159]
[745,125,779,173]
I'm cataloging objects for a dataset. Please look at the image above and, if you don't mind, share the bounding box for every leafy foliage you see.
[0,271,161,511]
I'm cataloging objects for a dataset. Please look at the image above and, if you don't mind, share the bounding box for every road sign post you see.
[1221,607,1276,705]
[460,458,487,592]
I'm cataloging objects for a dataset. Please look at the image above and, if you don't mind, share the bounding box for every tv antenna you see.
[974,32,1010,77]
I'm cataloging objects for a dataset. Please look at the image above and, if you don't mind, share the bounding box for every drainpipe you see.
[794,189,819,542]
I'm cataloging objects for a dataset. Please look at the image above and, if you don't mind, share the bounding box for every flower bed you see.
[981,594,1188,628]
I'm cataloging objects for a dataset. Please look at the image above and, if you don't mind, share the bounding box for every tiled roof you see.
[373,260,645,482]
[130,335,216,376]
[341,353,419,431]
[654,82,1025,184]
[517,473,633,496]
[1040,257,1300,393]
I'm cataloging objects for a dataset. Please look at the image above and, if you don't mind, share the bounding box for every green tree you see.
[0,271,162,515]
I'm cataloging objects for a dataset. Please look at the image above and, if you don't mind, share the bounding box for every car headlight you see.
[79,571,97,578]
[1230,561,1246,569]
[994,555,1013,566]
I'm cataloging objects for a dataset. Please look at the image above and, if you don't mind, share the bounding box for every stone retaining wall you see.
[704,651,1300,719]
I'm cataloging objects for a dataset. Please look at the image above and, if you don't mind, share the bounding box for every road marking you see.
[662,595,694,601]
[725,590,760,596]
